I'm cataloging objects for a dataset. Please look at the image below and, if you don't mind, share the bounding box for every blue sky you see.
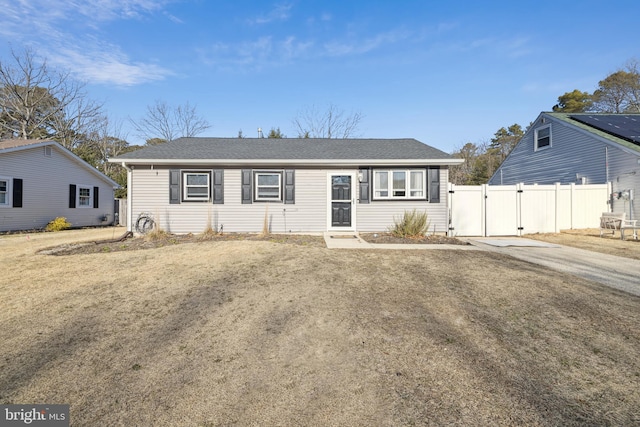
[0,0,638,152]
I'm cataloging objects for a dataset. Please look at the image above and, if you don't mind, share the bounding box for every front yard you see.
[1,228,639,425]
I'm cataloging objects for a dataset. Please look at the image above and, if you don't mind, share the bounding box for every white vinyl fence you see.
[448,183,610,237]
[115,198,128,227]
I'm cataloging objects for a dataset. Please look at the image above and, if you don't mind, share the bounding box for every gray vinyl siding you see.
[356,168,449,233]
[0,145,116,232]
[489,117,612,185]
[489,114,640,220]
[609,152,640,220]
[131,167,328,234]
[130,166,451,234]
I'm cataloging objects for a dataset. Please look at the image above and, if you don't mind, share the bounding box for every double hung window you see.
[535,126,551,150]
[78,186,92,207]
[183,172,210,201]
[0,179,8,205]
[255,172,282,201]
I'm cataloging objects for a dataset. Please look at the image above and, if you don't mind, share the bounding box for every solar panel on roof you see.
[570,114,640,145]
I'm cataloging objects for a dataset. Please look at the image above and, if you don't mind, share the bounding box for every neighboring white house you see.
[0,139,119,232]
[110,138,463,234]
[489,112,640,220]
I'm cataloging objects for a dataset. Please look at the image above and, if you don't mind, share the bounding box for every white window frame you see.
[254,171,283,202]
[0,176,11,207]
[77,185,93,208]
[372,169,427,200]
[534,125,551,151]
[182,171,211,201]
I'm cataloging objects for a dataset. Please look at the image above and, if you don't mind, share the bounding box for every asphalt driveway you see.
[469,238,640,296]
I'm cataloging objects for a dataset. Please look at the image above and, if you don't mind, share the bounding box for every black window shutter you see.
[284,169,295,204]
[212,169,224,204]
[358,168,370,204]
[69,184,76,208]
[241,169,252,204]
[93,186,99,208]
[169,170,180,204]
[428,167,440,203]
[12,178,23,208]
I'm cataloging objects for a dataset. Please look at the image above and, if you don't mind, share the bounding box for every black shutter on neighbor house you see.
[241,169,252,204]
[12,178,22,208]
[69,184,76,208]
[169,170,180,204]
[93,187,99,208]
[428,167,440,203]
[212,169,224,204]
[358,168,370,204]
[284,169,295,204]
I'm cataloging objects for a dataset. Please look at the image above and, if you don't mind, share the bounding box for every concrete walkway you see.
[323,233,640,296]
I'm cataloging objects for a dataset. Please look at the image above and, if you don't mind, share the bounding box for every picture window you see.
[373,169,426,200]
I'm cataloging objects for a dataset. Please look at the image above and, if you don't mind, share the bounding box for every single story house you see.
[110,138,463,234]
[0,139,119,232]
[489,112,640,220]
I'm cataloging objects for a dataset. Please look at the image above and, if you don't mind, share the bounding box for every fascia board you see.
[110,158,465,167]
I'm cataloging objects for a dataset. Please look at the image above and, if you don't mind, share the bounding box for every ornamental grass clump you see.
[45,217,71,232]
[390,209,430,238]
[199,209,219,240]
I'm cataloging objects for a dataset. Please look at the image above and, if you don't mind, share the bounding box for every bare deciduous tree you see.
[293,103,362,139]
[131,100,211,143]
[49,96,104,150]
[0,47,100,142]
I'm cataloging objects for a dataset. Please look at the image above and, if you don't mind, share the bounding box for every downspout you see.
[121,162,133,233]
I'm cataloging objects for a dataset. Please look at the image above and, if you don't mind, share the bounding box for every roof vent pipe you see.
[257,127,263,138]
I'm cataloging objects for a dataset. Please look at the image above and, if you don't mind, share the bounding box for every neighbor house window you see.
[535,126,551,150]
[254,172,282,201]
[0,178,8,206]
[373,169,426,200]
[78,186,92,207]
[183,171,210,201]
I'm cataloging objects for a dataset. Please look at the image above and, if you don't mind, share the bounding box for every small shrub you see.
[144,228,169,241]
[389,209,430,238]
[45,217,71,232]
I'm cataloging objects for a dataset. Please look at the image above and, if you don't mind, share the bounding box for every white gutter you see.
[111,158,465,166]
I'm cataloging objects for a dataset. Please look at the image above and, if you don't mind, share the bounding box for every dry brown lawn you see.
[526,228,640,260]
[1,227,639,426]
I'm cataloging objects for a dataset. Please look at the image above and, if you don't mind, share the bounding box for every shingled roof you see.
[112,137,461,166]
[0,138,51,152]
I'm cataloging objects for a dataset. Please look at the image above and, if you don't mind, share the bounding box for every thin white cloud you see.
[0,0,176,86]
[198,27,414,71]
[249,3,293,25]
[323,29,411,57]
[50,44,172,86]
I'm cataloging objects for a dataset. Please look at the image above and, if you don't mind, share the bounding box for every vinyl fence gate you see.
[448,183,610,237]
